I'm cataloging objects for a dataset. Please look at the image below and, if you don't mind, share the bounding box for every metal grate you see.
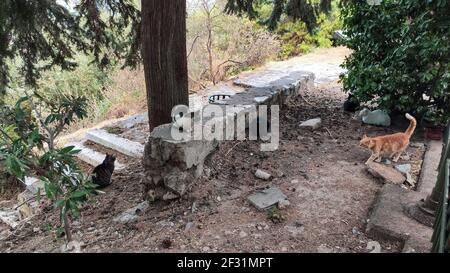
[208,94,231,105]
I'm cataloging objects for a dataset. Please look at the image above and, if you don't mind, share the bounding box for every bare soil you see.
[1,80,425,253]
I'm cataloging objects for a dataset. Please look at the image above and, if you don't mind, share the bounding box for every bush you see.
[275,9,342,59]
[0,93,96,242]
[341,0,450,126]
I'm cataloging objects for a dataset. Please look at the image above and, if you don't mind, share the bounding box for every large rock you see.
[299,118,322,130]
[366,162,406,185]
[359,109,391,127]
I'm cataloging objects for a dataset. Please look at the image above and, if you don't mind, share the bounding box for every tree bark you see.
[141,0,189,131]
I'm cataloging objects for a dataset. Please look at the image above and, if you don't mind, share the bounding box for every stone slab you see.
[247,187,288,210]
[68,142,125,170]
[115,113,148,129]
[417,140,443,194]
[86,129,144,158]
[366,162,406,185]
[366,184,432,253]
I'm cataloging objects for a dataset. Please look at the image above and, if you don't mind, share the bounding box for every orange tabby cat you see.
[360,113,417,164]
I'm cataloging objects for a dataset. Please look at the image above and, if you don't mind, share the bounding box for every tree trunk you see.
[63,211,73,243]
[141,0,189,131]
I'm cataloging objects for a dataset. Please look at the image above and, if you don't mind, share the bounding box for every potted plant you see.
[423,111,448,141]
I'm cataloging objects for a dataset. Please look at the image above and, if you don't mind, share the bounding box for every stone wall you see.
[142,71,315,202]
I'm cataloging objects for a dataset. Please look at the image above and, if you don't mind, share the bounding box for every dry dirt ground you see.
[1,78,427,253]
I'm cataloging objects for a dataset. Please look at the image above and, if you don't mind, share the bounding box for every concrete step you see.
[85,129,144,159]
[366,184,432,253]
[69,142,125,170]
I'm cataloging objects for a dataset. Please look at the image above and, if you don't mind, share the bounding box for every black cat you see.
[343,93,359,112]
[92,154,116,189]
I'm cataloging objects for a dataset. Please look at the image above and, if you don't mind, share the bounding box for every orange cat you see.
[360,113,417,164]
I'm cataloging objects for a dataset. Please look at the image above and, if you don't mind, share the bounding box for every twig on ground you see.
[324,127,335,140]
[225,141,243,157]
[299,93,315,107]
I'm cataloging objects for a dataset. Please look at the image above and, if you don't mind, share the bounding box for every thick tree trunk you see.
[141,0,189,131]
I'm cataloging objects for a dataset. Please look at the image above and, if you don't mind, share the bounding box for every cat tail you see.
[405,113,417,137]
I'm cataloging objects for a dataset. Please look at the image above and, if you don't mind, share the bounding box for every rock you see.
[61,241,84,253]
[247,187,288,210]
[400,154,411,161]
[185,222,195,232]
[0,208,20,229]
[366,162,406,185]
[0,228,11,241]
[202,246,210,252]
[17,190,40,220]
[24,177,45,195]
[274,170,285,178]
[352,227,362,236]
[317,244,334,253]
[278,199,291,210]
[366,241,381,253]
[299,118,322,130]
[395,164,415,185]
[291,179,299,184]
[164,172,191,197]
[255,169,271,180]
[395,164,411,175]
[359,108,391,127]
[410,142,425,149]
[163,192,179,201]
[239,231,248,238]
[113,201,149,223]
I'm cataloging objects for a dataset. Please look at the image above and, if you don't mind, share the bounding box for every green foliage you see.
[36,55,112,107]
[39,146,97,228]
[225,0,333,31]
[341,0,450,125]
[0,0,139,91]
[277,21,314,58]
[0,93,94,242]
[276,5,342,59]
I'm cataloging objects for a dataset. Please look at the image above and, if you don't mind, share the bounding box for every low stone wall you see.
[142,71,315,202]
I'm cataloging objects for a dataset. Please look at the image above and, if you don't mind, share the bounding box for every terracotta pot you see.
[425,127,444,141]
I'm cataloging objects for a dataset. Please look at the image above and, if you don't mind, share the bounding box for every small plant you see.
[39,147,97,242]
[0,92,95,242]
[267,206,285,224]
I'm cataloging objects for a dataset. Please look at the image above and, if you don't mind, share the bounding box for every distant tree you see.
[0,0,140,103]
[224,0,332,31]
